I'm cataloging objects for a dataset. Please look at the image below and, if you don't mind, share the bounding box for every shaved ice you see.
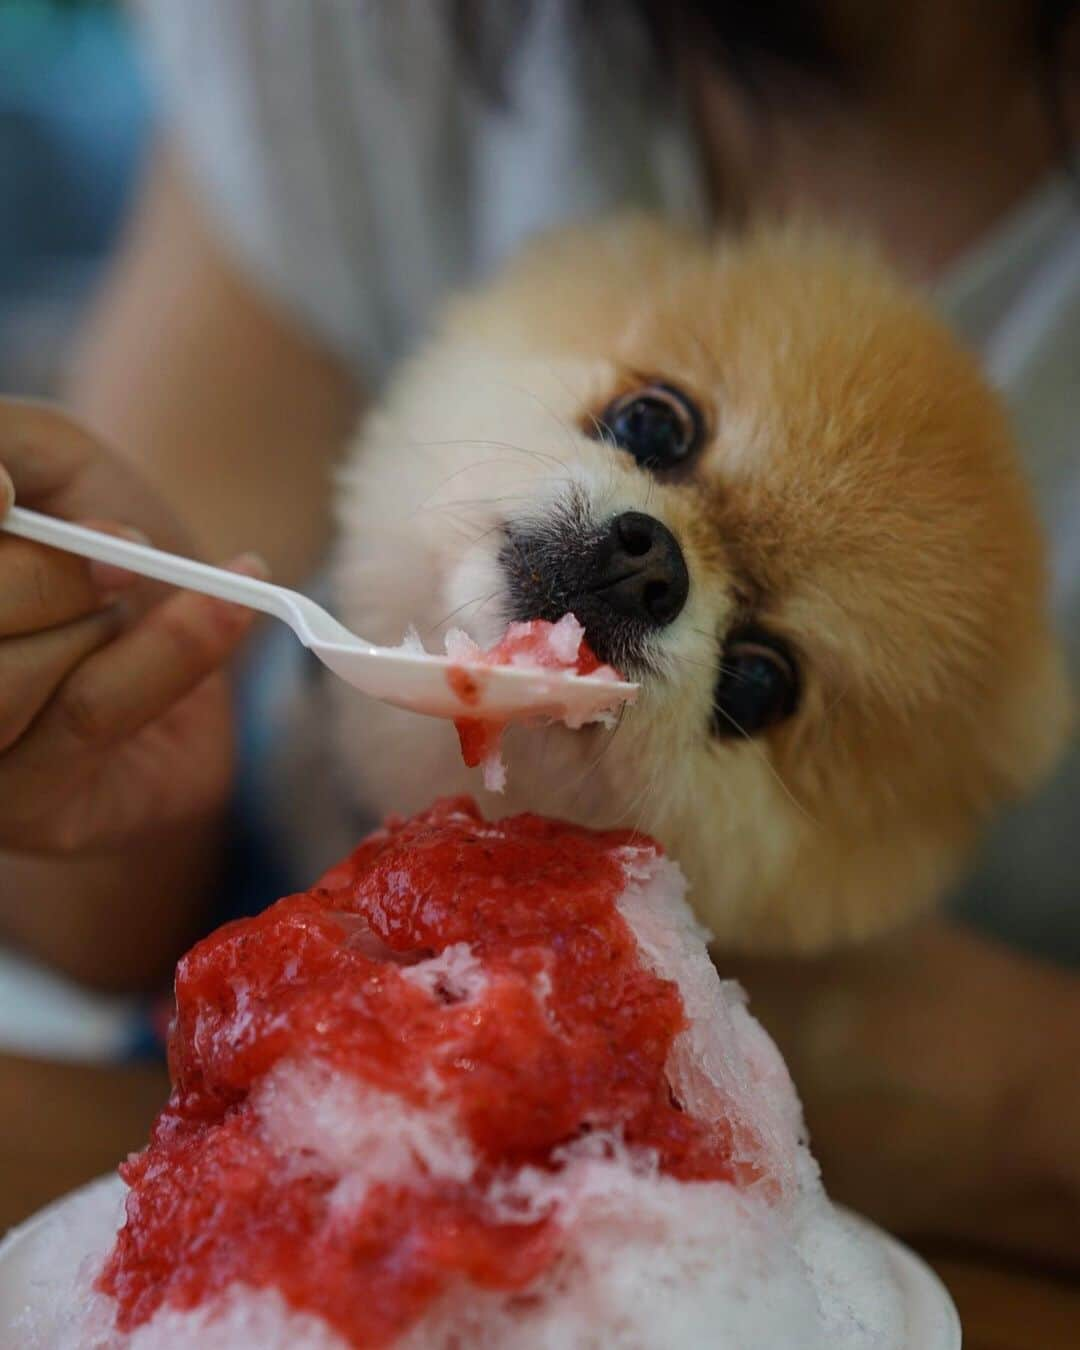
[444,615,621,791]
[9,800,905,1348]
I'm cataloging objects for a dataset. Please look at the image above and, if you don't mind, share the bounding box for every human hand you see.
[0,400,265,856]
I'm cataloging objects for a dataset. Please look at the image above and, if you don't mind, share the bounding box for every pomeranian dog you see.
[319,218,1069,952]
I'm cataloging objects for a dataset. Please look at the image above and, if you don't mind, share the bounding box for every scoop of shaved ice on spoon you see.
[443,615,622,791]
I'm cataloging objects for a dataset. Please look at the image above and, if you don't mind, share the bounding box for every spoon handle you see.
[3,505,297,627]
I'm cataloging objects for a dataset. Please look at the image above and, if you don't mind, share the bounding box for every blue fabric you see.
[0,3,150,393]
[0,3,149,294]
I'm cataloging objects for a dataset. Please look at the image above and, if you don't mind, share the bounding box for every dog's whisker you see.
[562,716,627,813]
[455,529,505,556]
[663,650,720,676]
[582,705,629,776]
[425,590,502,638]
[499,381,586,465]
[593,718,660,825]
[411,457,569,508]
[584,410,608,444]
[403,437,568,471]
[458,521,509,555]
[417,486,570,515]
[410,472,579,526]
[422,517,487,551]
[474,589,507,622]
[710,704,816,826]
[618,752,665,832]
[537,362,601,440]
[668,637,776,686]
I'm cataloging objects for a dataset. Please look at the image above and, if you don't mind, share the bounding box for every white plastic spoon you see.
[2,506,636,723]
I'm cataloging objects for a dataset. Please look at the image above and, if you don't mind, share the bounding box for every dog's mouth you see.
[498,503,690,674]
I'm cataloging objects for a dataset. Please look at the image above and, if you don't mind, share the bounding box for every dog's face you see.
[332,220,1070,951]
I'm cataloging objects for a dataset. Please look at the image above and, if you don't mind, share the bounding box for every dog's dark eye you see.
[712,629,799,738]
[597,383,704,472]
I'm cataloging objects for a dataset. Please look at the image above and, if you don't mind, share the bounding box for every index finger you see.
[0,400,193,556]
[0,401,99,505]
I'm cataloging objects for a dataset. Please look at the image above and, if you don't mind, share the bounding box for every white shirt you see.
[140,0,1079,959]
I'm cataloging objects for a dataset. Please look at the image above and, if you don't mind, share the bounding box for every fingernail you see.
[114,525,151,547]
[0,464,13,514]
[79,521,151,547]
[223,552,271,580]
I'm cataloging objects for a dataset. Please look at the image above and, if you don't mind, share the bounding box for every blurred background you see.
[0,1,161,1225]
[0,0,148,395]
[0,8,1076,1346]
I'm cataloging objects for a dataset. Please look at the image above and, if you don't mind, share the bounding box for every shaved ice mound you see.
[11,800,905,1348]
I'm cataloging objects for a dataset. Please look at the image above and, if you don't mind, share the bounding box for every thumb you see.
[0,462,13,516]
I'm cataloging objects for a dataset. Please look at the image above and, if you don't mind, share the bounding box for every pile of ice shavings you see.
[429,613,621,792]
[11,799,904,1349]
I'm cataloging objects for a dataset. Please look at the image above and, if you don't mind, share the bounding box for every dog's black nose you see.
[500,507,690,670]
[591,512,689,627]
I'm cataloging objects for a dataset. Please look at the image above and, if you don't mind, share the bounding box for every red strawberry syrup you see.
[99,799,737,1346]
[448,618,616,774]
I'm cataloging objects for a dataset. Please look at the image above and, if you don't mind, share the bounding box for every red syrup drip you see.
[449,619,613,771]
